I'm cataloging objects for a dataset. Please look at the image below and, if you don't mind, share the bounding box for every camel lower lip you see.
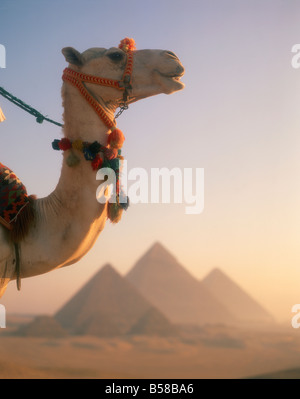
[157,71,185,90]
[167,75,185,89]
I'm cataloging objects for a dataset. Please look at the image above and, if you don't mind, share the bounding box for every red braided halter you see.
[62,38,136,132]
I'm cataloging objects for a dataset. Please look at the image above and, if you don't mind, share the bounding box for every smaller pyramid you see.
[202,268,274,324]
[55,264,176,337]
[16,315,67,338]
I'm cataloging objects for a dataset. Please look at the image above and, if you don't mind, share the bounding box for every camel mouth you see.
[161,71,185,80]
[159,70,185,82]
[156,70,185,93]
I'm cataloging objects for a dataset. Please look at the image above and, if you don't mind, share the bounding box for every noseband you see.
[62,38,135,131]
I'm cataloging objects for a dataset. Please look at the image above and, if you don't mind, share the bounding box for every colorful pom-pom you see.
[89,141,102,154]
[66,151,80,167]
[108,158,119,171]
[119,38,136,52]
[102,159,110,168]
[72,139,83,152]
[58,138,72,151]
[83,148,96,161]
[91,154,103,171]
[52,139,60,150]
[104,147,118,160]
[107,128,125,149]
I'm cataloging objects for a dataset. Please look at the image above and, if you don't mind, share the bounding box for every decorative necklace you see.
[52,137,129,222]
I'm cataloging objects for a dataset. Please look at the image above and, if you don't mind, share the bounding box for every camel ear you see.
[62,47,84,66]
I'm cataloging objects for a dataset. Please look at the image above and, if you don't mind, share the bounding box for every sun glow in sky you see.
[0,0,300,322]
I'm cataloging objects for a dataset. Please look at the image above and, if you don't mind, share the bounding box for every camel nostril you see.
[176,65,185,76]
[165,51,179,60]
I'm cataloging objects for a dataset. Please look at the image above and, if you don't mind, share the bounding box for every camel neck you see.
[21,146,108,277]
[61,83,115,144]
[53,83,113,224]
[18,85,116,278]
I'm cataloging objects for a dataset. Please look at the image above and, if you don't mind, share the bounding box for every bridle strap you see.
[121,50,134,85]
[62,49,134,130]
[63,68,123,91]
[62,69,116,129]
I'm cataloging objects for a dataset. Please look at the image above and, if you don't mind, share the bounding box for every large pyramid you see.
[129,308,177,336]
[202,268,274,324]
[55,263,176,336]
[126,242,236,326]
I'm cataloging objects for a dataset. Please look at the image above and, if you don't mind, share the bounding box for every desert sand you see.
[1,243,298,379]
[1,318,300,379]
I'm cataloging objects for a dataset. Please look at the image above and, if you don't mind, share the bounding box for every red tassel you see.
[107,202,123,223]
[107,128,125,149]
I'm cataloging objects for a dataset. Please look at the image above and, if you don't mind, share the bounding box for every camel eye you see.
[108,52,124,62]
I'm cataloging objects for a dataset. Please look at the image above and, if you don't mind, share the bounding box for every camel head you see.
[61,39,185,114]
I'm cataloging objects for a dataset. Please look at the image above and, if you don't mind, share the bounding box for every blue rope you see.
[0,86,63,127]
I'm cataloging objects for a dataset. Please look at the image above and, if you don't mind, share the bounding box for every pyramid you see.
[129,308,177,336]
[202,268,274,324]
[16,315,67,338]
[126,242,236,326]
[55,264,176,336]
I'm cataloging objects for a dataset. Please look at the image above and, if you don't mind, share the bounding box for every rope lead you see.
[0,86,64,127]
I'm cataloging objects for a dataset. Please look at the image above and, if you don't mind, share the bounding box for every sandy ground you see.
[1,319,300,379]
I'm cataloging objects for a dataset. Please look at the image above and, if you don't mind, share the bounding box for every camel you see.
[0,38,185,297]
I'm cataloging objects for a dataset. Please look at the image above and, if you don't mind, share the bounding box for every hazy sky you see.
[0,0,300,323]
